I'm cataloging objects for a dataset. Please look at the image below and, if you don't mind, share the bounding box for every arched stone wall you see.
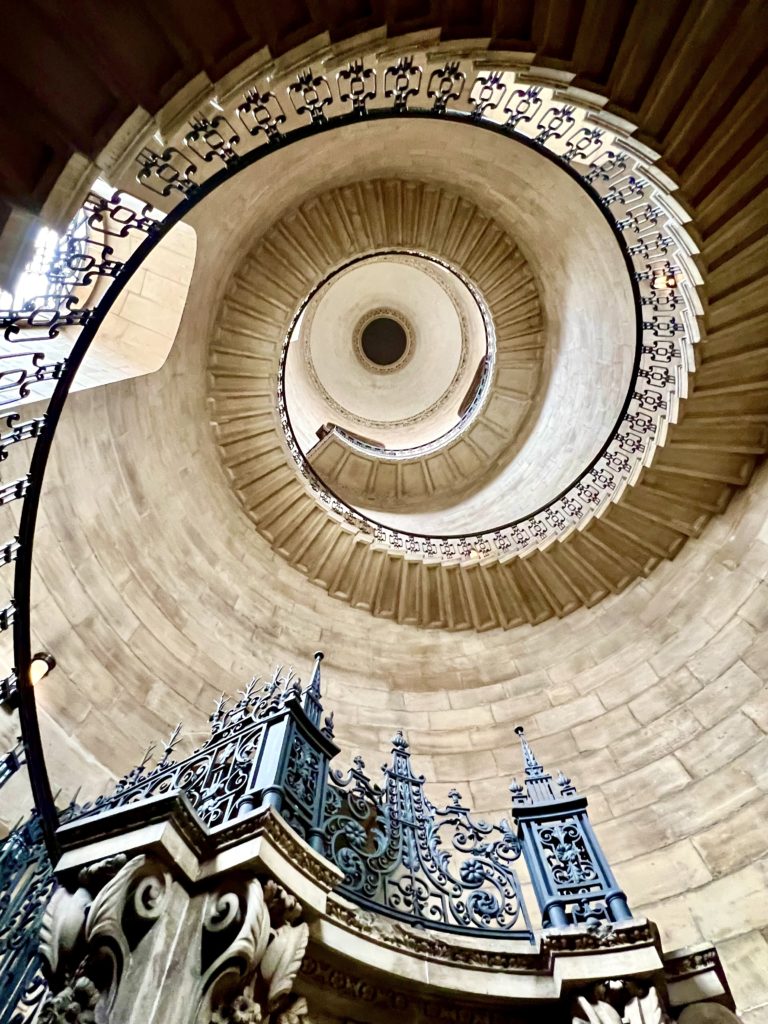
[0,176,765,1014]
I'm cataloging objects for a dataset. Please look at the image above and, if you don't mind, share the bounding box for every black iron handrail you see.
[0,55,697,858]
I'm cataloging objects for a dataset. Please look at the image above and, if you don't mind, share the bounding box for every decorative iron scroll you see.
[324,731,532,937]
[75,661,336,847]
[0,814,55,1024]
[66,654,631,940]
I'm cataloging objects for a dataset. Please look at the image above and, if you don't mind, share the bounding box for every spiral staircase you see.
[1,6,765,640]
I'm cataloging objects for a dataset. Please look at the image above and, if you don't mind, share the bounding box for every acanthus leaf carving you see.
[203,877,310,1024]
[39,885,91,977]
[201,879,271,997]
[84,853,147,950]
[572,981,672,1024]
[261,921,309,1009]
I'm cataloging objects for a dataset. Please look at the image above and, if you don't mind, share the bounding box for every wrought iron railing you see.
[0,814,61,1024]
[0,651,631,1017]
[63,653,630,941]
[0,48,701,854]
[0,651,634,1020]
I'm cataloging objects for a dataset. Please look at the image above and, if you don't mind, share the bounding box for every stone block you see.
[568,747,621,788]
[428,703,495,730]
[490,689,550,725]
[618,838,711,904]
[686,661,763,729]
[612,708,701,772]
[744,630,768,680]
[629,666,702,725]
[530,693,604,737]
[447,681,507,710]
[688,619,757,683]
[502,669,555,698]
[402,690,452,712]
[738,581,768,629]
[636,894,703,951]
[596,660,660,710]
[570,639,657,696]
[431,748,499,781]
[677,712,762,779]
[649,619,719,678]
[733,736,768,792]
[743,686,768,733]
[602,754,692,817]
[572,705,638,751]
[688,859,768,943]
[697,566,760,631]
[693,794,768,878]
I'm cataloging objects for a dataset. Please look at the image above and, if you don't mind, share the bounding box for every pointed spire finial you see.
[309,651,324,695]
[514,725,542,774]
[302,651,325,726]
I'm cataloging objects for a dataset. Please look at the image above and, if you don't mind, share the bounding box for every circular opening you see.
[360,316,408,366]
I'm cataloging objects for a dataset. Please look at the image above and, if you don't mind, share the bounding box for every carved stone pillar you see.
[37,849,312,1024]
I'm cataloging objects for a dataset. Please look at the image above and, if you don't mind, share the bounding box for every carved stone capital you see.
[38,853,170,1022]
[202,876,309,1024]
[572,978,673,1024]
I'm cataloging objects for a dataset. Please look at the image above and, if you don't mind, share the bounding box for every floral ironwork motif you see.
[1,48,702,869]
[324,730,532,937]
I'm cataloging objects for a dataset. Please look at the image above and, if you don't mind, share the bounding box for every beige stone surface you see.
[0,32,765,1019]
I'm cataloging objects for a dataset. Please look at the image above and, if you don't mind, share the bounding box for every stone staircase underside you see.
[3,4,765,631]
[211,179,543,522]
[207,166,766,630]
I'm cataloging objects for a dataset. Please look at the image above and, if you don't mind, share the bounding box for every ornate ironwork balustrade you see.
[65,653,629,939]
[0,652,634,1022]
[0,48,701,859]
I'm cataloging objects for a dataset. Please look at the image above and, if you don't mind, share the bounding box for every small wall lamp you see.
[30,652,56,686]
[1,652,56,710]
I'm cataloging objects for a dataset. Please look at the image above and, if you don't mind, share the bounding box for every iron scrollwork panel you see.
[324,739,533,938]
[0,815,55,1024]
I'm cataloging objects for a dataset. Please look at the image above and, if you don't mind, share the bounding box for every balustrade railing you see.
[63,653,629,939]
[0,46,700,857]
[0,652,637,1021]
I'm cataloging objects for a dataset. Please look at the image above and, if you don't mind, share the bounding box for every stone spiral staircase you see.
[0,4,765,634]
[211,178,544,517]
[206,173,751,631]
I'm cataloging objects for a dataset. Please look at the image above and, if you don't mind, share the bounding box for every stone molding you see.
[42,800,735,1022]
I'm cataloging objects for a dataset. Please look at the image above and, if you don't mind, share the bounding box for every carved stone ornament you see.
[37,976,100,1024]
[201,878,309,1024]
[38,853,170,1022]
[572,979,673,1024]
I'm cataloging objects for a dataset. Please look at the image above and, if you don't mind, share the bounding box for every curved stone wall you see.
[0,175,765,1013]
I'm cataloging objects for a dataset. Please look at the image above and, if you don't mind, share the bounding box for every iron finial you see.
[514,725,542,774]
[391,730,409,750]
[309,651,324,694]
[302,651,325,726]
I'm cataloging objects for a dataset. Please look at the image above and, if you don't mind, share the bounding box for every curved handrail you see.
[0,53,700,854]
[281,246,497,464]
